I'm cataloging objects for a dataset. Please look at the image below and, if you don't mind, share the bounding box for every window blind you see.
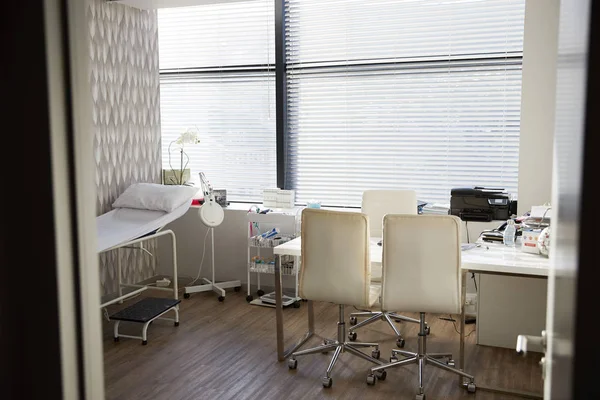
[285,0,526,207]
[158,0,275,201]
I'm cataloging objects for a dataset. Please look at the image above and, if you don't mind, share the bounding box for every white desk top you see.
[274,237,549,277]
[273,237,382,259]
[460,242,549,277]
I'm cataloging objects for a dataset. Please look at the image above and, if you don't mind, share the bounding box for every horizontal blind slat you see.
[285,0,525,206]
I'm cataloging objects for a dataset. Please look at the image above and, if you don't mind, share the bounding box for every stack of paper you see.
[421,203,450,215]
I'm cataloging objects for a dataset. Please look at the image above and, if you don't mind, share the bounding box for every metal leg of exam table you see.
[275,254,314,361]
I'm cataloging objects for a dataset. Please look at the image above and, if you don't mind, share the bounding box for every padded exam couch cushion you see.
[112,183,199,213]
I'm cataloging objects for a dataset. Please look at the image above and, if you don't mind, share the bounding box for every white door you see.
[517,1,592,398]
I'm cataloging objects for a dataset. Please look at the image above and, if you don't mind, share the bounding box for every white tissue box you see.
[263,188,279,208]
[263,188,295,209]
[521,229,541,254]
[276,189,295,209]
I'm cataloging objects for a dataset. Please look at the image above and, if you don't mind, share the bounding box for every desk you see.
[273,238,549,398]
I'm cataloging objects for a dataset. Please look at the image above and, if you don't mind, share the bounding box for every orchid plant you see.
[167,127,200,185]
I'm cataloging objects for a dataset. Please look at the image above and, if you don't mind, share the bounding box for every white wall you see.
[516,0,560,215]
[156,205,300,294]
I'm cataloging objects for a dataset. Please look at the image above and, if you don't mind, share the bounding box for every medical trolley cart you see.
[245,210,301,308]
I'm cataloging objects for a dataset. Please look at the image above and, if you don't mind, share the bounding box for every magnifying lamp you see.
[183,172,241,301]
[198,172,224,227]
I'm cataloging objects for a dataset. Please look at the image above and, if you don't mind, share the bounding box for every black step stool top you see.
[110,297,181,323]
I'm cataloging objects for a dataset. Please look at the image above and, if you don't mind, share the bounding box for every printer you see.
[450,186,514,222]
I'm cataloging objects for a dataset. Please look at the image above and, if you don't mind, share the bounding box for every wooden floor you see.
[102,289,543,400]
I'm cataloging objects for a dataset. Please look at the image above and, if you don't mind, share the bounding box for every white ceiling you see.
[108,0,253,10]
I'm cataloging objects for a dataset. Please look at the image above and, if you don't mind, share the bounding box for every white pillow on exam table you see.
[112,183,199,213]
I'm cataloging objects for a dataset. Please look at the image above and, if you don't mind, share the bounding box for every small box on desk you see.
[521,229,541,254]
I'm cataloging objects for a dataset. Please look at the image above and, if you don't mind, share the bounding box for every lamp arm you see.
[199,172,213,200]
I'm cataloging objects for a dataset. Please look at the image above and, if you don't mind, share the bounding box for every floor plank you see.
[102,290,543,400]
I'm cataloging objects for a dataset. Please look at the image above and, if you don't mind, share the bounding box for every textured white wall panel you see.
[88,0,161,295]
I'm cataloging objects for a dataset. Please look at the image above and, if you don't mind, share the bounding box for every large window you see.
[158,0,525,206]
[285,0,526,206]
[158,0,276,201]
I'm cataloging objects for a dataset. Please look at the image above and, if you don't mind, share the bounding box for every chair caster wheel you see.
[174,321,180,327]
[257,289,265,296]
[288,358,297,370]
[348,331,357,341]
[425,326,431,335]
[390,356,398,363]
[396,338,406,348]
[183,293,190,299]
[234,286,241,292]
[446,359,455,367]
[371,349,380,360]
[293,301,301,308]
[113,337,119,343]
[322,376,333,388]
[246,295,253,302]
[142,340,147,346]
[375,370,386,381]
[467,382,476,393]
[350,316,358,325]
[366,374,376,386]
[416,394,426,400]
[218,296,225,302]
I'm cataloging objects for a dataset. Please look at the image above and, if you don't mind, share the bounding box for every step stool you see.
[110,297,181,345]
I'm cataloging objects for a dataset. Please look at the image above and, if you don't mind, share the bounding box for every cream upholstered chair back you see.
[381,214,462,315]
[299,208,372,308]
[361,190,418,238]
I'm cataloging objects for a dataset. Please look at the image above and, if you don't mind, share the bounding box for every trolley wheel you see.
[234,286,242,292]
[142,340,148,346]
[257,289,265,296]
[348,331,357,341]
[366,374,376,386]
[446,359,455,367]
[246,295,253,302]
[293,301,301,308]
[425,325,431,335]
[218,296,225,302]
[467,382,476,393]
[322,376,333,388]
[174,321,180,327]
[371,349,380,360]
[113,337,119,343]
[183,293,190,299]
[416,394,426,400]
[350,316,358,325]
[288,358,298,370]
[396,338,406,348]
[375,370,387,381]
[390,356,398,363]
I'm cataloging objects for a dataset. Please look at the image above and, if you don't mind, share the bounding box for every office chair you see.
[367,214,476,399]
[287,208,386,388]
[348,190,429,348]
